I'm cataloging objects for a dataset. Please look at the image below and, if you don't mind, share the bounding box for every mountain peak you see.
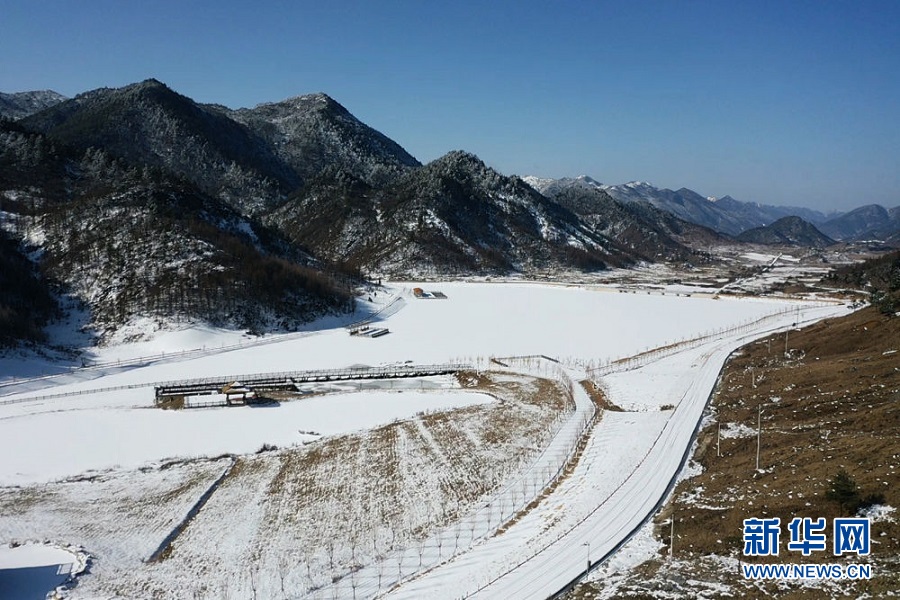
[438,149,483,165]
[118,78,173,97]
[736,215,835,247]
[136,77,166,88]
[575,175,603,186]
[252,92,351,118]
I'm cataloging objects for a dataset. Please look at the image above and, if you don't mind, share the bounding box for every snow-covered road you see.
[386,303,848,599]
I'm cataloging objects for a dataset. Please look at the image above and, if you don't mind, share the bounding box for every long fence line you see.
[465,326,771,598]
[584,303,821,379]
[316,358,596,599]
[0,362,468,407]
[377,303,844,599]
[533,305,849,599]
[546,346,734,600]
[0,381,150,406]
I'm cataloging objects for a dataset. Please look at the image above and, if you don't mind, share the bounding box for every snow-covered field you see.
[387,301,847,599]
[0,282,848,599]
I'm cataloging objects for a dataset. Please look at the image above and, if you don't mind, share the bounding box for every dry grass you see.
[153,370,576,595]
[580,379,623,411]
[572,306,900,598]
[0,487,52,515]
[156,395,185,410]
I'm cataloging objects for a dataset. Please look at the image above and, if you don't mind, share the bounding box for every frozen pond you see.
[0,543,78,600]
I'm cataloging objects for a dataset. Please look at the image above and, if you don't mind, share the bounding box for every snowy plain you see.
[0,282,812,486]
[0,281,848,599]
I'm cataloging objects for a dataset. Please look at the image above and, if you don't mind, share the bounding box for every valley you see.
[0,272,860,599]
[1,77,897,599]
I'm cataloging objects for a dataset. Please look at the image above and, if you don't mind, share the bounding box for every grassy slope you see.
[573,305,899,598]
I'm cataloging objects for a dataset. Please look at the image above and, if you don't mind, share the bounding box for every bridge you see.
[153,363,469,406]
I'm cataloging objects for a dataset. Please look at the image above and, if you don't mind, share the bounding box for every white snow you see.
[719,422,757,439]
[0,281,851,599]
[0,543,76,570]
[0,387,491,486]
[741,251,800,264]
[384,300,848,599]
[858,504,895,523]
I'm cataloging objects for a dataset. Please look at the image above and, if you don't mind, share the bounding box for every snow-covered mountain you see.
[525,176,836,237]
[530,177,725,262]
[228,93,420,188]
[0,90,66,120]
[0,119,355,343]
[270,151,639,275]
[10,77,871,346]
[19,80,298,215]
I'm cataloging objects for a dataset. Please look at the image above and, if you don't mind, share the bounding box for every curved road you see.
[387,303,848,599]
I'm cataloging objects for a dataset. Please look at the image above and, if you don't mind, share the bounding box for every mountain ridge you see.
[3,78,895,347]
[269,150,639,275]
[0,90,67,120]
[525,175,839,237]
[819,204,900,242]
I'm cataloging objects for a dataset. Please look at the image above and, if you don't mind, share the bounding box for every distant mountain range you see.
[817,204,900,244]
[0,90,66,121]
[0,79,897,345]
[523,176,898,245]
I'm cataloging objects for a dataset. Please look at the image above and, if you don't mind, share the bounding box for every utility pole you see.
[755,403,762,471]
[583,541,591,572]
[717,420,721,458]
[670,516,675,559]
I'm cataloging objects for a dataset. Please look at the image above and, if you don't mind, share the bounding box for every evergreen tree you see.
[825,469,860,515]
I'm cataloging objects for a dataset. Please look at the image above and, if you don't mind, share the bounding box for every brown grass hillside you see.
[572,305,900,599]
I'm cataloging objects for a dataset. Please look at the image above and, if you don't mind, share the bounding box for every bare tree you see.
[249,567,258,600]
[277,555,290,599]
[326,539,336,571]
[377,555,386,590]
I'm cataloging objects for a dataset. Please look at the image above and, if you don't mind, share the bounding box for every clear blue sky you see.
[2,1,899,211]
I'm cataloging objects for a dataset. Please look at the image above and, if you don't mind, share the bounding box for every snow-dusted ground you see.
[0,384,491,486]
[386,302,848,599]
[2,283,798,396]
[0,282,848,599]
[0,284,817,483]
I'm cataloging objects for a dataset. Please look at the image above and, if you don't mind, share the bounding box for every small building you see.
[221,381,255,405]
